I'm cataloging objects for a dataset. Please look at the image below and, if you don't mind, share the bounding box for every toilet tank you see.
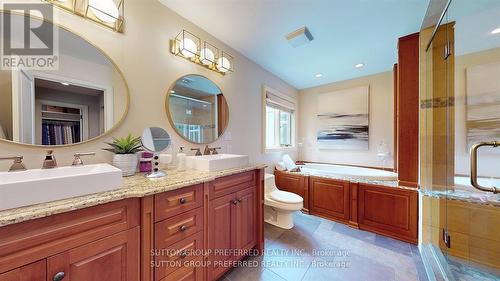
[265,173,278,193]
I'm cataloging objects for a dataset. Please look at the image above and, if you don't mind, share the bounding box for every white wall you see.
[0,0,298,172]
[298,71,394,169]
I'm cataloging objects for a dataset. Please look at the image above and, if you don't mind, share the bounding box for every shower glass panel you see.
[420,1,500,280]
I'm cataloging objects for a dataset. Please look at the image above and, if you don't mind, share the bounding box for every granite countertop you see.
[276,169,414,190]
[420,189,500,207]
[0,165,266,227]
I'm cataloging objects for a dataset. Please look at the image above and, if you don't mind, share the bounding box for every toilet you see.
[264,173,303,229]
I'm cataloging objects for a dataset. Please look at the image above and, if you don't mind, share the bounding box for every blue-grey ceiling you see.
[160,0,429,89]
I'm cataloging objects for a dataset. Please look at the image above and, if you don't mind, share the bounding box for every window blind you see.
[265,90,296,112]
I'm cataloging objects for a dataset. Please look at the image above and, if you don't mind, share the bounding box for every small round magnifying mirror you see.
[141,127,171,178]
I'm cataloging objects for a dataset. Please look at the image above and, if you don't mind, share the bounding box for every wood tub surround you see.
[274,170,309,212]
[309,177,350,223]
[274,171,418,244]
[0,168,265,281]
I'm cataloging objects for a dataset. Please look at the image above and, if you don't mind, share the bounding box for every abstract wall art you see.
[316,86,370,150]
[466,62,500,149]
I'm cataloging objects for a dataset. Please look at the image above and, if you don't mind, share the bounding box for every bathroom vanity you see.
[0,167,265,281]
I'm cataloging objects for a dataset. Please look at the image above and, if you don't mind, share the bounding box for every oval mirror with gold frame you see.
[0,11,129,147]
[166,74,229,144]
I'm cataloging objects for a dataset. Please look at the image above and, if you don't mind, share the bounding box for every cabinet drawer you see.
[210,171,255,199]
[155,208,203,247]
[155,184,203,222]
[0,260,46,281]
[158,257,204,281]
[155,231,203,280]
[0,198,139,274]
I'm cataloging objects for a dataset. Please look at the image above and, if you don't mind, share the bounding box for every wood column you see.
[397,33,420,188]
[140,196,154,281]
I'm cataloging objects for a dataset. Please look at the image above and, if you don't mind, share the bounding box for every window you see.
[263,86,296,151]
[175,123,201,143]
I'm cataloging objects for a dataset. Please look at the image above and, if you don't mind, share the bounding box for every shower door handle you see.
[470,141,500,194]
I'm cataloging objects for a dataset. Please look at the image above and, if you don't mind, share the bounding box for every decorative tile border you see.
[420,97,455,109]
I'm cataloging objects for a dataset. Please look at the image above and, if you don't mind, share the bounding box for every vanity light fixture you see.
[491,27,500,34]
[171,29,234,75]
[315,73,323,78]
[88,0,120,24]
[217,52,233,73]
[44,0,124,33]
[355,63,364,68]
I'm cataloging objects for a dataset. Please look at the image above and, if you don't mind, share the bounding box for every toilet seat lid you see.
[269,190,303,204]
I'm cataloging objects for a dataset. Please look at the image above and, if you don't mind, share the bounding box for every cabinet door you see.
[358,183,418,243]
[209,193,237,280]
[274,170,309,211]
[0,260,46,281]
[310,177,350,222]
[46,227,139,281]
[235,187,256,256]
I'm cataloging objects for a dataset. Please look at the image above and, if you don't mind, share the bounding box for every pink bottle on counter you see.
[139,152,154,173]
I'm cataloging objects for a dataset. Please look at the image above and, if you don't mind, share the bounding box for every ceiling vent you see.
[286,27,314,47]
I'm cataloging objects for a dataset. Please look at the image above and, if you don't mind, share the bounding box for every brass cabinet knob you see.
[53,272,65,281]
[179,198,187,204]
[179,225,188,231]
[232,200,238,205]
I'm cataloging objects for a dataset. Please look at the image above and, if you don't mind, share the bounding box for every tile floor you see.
[220,212,428,281]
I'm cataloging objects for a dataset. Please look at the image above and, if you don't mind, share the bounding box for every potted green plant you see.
[103,134,142,176]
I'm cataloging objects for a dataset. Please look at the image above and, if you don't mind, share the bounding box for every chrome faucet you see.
[0,156,27,172]
[42,150,57,169]
[72,152,96,166]
[191,148,202,156]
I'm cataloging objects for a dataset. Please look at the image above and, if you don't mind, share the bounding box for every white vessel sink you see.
[186,154,249,172]
[0,164,123,211]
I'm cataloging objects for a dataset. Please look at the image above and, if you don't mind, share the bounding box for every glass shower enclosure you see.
[420,0,500,280]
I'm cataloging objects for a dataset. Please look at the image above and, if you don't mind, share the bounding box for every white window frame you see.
[262,85,297,153]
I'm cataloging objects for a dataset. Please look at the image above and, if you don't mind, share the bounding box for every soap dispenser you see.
[177,147,186,171]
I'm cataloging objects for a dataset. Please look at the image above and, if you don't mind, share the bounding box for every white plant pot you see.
[112,154,138,177]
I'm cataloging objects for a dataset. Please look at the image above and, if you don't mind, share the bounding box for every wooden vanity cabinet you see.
[0,198,140,281]
[208,172,259,281]
[0,260,46,281]
[149,169,263,281]
[0,169,264,281]
[46,227,140,281]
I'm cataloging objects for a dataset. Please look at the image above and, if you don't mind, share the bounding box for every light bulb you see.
[200,48,215,65]
[217,56,231,72]
[89,0,119,24]
[180,38,197,58]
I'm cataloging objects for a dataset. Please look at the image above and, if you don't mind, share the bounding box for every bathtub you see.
[452,176,500,203]
[298,163,398,181]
